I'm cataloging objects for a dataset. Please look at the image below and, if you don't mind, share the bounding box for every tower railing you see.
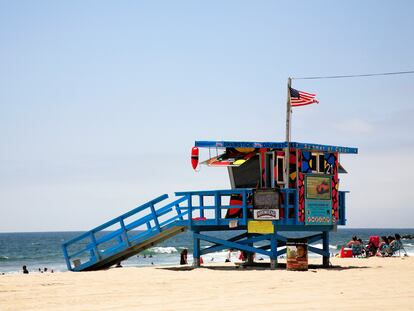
[175,188,302,227]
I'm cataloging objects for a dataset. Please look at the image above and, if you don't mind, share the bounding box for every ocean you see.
[1,228,413,274]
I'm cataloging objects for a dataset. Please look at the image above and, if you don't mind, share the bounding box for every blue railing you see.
[62,194,189,271]
[175,188,302,227]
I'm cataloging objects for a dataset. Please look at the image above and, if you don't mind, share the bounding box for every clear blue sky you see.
[1,1,413,231]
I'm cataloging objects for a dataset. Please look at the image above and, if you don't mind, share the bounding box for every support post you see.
[193,231,201,267]
[246,233,254,265]
[62,245,72,271]
[270,233,278,270]
[322,231,330,267]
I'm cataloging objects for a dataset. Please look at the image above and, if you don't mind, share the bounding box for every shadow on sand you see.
[158,262,372,272]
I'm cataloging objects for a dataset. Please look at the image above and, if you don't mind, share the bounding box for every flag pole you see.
[284,77,292,188]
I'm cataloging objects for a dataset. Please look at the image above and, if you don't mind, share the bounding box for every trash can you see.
[286,238,308,271]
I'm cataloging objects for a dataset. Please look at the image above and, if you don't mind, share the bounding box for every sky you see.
[1,1,413,232]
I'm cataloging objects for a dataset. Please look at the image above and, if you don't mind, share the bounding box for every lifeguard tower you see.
[62,83,357,271]
[187,140,357,268]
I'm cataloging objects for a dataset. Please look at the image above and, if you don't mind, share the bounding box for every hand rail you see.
[176,188,300,226]
[62,194,188,271]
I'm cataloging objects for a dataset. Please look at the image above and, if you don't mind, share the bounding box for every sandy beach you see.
[1,257,413,311]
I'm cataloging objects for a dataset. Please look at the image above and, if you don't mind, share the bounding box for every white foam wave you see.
[199,250,252,263]
[309,243,337,250]
[149,247,178,254]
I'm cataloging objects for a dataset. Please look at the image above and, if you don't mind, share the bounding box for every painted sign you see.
[247,220,274,234]
[305,200,332,225]
[305,175,331,200]
[253,209,279,220]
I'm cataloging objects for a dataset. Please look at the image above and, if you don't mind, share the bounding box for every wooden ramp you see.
[81,226,186,271]
[62,194,189,271]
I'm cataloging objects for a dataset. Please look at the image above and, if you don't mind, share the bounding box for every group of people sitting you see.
[346,234,406,257]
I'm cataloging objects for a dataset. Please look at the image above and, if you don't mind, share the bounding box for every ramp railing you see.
[62,194,189,271]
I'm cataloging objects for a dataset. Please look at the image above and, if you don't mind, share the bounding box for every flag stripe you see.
[289,87,319,107]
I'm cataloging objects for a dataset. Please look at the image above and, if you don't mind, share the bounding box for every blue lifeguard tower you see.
[62,80,357,271]
[62,139,357,271]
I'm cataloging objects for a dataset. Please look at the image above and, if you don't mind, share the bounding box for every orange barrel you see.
[286,239,308,271]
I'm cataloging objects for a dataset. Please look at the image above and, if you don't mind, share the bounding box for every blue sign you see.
[305,200,332,225]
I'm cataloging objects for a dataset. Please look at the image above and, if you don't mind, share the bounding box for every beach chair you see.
[390,240,408,257]
[352,243,364,257]
[377,242,395,257]
[365,236,379,257]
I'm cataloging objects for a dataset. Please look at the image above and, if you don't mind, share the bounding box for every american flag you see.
[289,87,319,107]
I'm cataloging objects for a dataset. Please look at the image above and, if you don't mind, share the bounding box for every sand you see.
[1,257,413,311]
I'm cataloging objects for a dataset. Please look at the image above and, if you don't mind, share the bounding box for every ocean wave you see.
[0,255,9,261]
[309,243,337,250]
[148,247,178,254]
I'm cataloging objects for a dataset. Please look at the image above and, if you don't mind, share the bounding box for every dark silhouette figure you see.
[22,265,29,274]
[180,249,188,265]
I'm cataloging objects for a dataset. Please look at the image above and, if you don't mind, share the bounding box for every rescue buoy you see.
[191,146,199,170]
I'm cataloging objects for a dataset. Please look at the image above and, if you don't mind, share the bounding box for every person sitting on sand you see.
[382,236,396,256]
[391,233,407,256]
[22,265,29,274]
[352,239,364,257]
[376,236,389,256]
[346,236,359,247]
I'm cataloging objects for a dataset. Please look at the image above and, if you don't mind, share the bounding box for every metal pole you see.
[285,77,292,142]
[284,78,292,188]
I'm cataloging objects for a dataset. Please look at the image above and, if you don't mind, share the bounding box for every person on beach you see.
[180,249,188,265]
[376,236,389,256]
[238,250,248,261]
[22,265,29,274]
[365,236,379,257]
[391,233,407,256]
[225,249,233,262]
[352,239,364,257]
[346,236,359,247]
